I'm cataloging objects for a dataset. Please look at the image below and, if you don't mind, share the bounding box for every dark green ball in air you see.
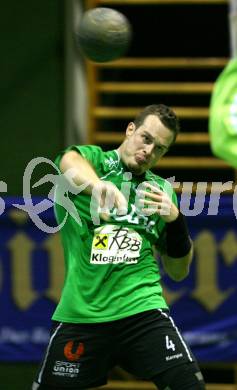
[76,7,132,62]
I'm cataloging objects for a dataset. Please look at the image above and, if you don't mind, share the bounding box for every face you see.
[119,114,174,175]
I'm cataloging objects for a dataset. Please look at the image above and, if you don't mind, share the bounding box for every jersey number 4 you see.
[165,335,176,351]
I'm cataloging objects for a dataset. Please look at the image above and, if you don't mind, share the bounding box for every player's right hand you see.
[92,180,128,221]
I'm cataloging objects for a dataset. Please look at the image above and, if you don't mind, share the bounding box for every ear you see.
[126,122,136,137]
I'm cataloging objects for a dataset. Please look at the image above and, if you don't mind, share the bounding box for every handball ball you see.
[76,7,132,63]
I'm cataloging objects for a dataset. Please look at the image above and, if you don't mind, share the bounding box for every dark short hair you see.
[133,104,180,144]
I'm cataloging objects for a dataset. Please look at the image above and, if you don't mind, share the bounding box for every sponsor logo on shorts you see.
[52,361,80,378]
[165,353,183,361]
[64,340,84,361]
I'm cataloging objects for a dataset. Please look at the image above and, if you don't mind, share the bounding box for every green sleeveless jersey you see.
[52,145,177,323]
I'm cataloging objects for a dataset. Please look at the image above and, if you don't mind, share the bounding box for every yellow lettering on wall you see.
[6,227,236,312]
[219,231,237,266]
[0,258,2,293]
[192,230,233,311]
[7,232,39,310]
[42,234,64,302]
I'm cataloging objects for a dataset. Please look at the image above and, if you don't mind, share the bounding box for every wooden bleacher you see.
[95,380,237,389]
[84,0,236,185]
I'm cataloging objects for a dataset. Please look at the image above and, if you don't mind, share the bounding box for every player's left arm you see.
[139,182,193,281]
[161,242,193,282]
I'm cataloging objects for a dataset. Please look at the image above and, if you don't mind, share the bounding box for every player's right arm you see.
[60,150,101,193]
[60,150,127,216]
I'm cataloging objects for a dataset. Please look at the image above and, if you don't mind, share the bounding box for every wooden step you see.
[93,106,209,119]
[97,380,155,389]
[96,0,227,5]
[96,380,237,390]
[98,82,213,94]
[207,385,237,390]
[177,132,209,143]
[156,157,229,169]
[95,57,228,68]
[94,131,209,144]
[178,182,236,194]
